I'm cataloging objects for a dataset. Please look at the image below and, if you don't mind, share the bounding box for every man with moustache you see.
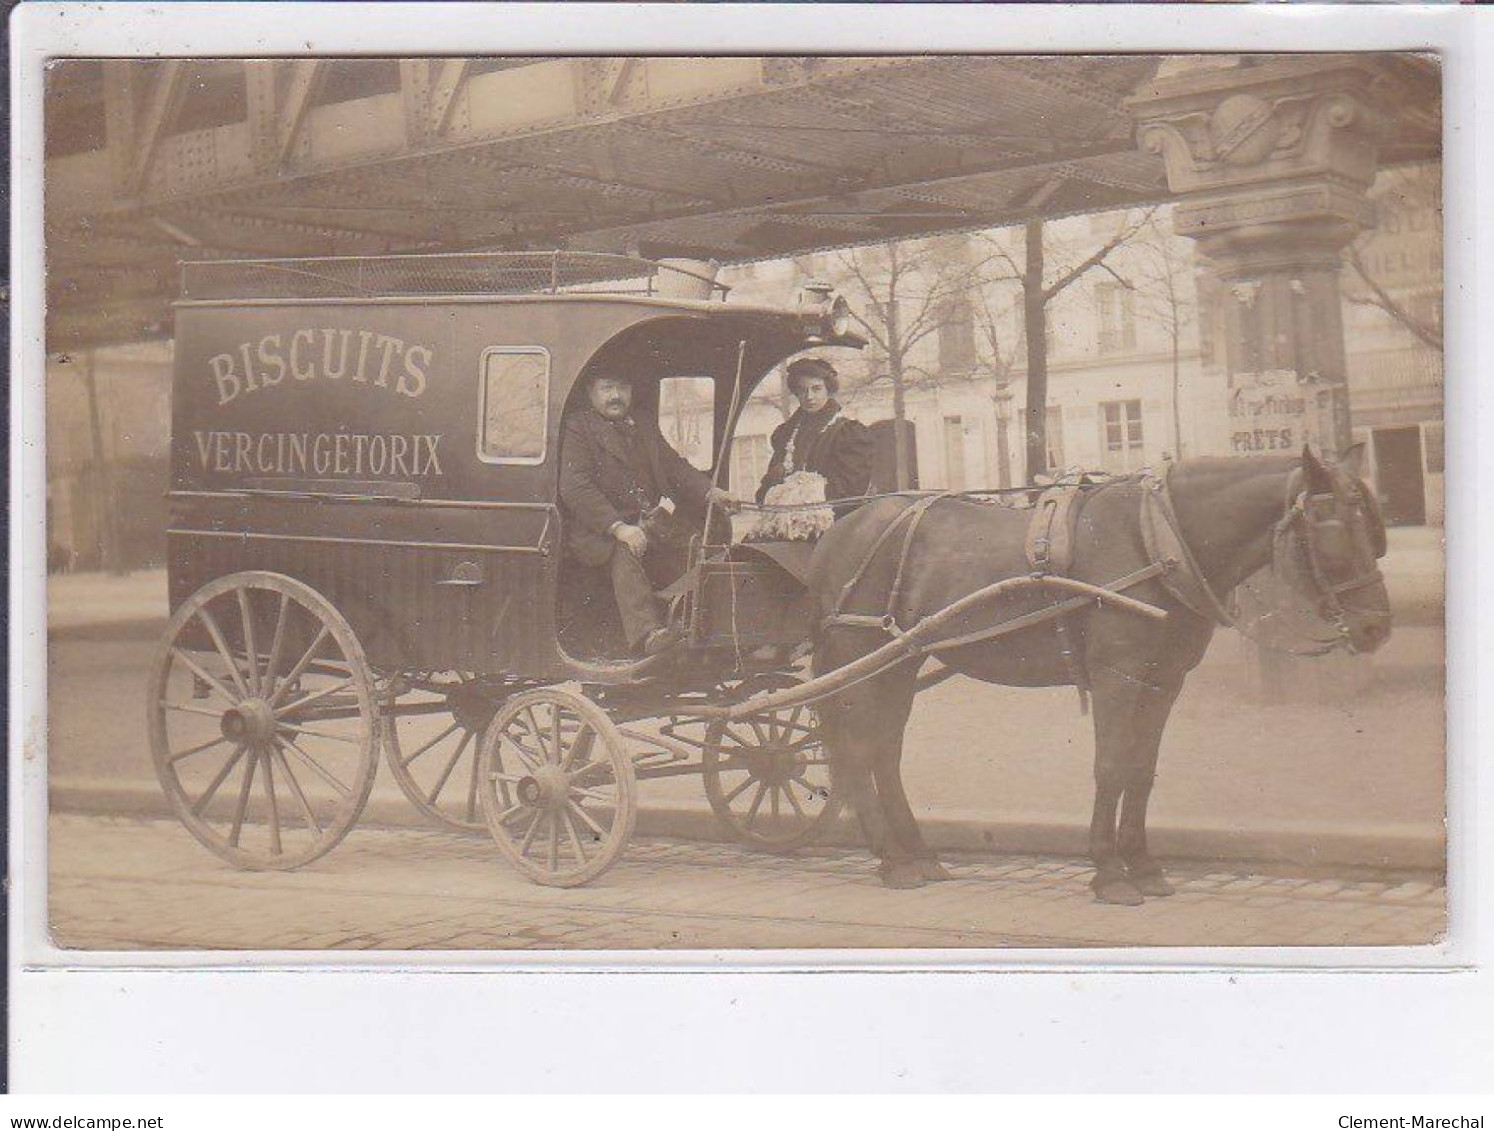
[560,372,738,656]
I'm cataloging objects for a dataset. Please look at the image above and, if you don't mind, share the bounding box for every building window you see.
[1099,399,1145,473]
[730,434,771,499]
[1045,405,1065,473]
[1096,282,1137,354]
[658,375,715,471]
[479,348,549,464]
[943,416,967,491]
[937,298,976,375]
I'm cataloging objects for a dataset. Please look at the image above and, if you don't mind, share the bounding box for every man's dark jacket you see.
[560,408,715,567]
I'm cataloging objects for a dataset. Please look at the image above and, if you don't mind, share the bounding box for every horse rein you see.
[1270,468,1386,650]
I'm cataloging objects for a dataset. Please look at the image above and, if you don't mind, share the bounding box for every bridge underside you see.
[44,54,1439,350]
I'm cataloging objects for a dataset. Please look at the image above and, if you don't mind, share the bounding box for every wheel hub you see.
[516,765,570,811]
[221,698,276,745]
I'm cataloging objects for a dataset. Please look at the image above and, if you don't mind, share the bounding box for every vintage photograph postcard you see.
[41,52,1445,952]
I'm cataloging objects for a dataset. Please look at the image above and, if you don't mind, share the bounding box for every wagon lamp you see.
[798,280,852,341]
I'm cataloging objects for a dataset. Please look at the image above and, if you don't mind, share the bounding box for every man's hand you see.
[706,486,740,514]
[613,522,648,558]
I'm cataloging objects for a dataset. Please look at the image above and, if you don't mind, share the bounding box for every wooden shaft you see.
[699,574,1167,720]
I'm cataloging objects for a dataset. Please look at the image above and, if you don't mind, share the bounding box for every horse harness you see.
[820,485,1175,708]
[819,462,1381,680]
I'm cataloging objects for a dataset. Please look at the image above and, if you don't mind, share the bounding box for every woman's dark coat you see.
[755,401,874,505]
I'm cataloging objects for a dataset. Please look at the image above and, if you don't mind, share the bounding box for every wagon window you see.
[479,348,550,464]
[658,375,716,471]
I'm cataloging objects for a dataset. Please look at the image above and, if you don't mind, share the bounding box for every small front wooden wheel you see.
[702,705,842,852]
[147,572,379,870]
[478,688,636,887]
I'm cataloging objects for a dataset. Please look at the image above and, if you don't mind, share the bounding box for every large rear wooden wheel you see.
[478,688,636,887]
[384,677,498,833]
[702,705,842,852]
[147,572,379,870]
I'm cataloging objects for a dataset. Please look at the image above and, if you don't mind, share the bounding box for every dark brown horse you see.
[807,448,1392,904]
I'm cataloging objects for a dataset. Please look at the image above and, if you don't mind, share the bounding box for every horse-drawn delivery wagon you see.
[152,251,874,883]
[151,249,1394,901]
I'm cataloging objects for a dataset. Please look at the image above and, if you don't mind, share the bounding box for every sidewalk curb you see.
[51,778,1445,873]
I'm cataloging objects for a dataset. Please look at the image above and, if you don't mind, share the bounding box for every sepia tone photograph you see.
[40,52,1446,953]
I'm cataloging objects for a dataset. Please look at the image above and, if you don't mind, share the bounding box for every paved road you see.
[48,814,1443,951]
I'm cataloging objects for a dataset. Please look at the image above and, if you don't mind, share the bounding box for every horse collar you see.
[1139,468,1238,628]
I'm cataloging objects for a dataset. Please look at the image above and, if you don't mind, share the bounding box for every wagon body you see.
[168,253,858,679]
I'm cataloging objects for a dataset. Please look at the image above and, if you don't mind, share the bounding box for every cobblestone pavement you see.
[46,814,1444,952]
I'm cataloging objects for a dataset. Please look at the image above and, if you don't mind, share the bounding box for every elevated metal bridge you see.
[45,54,1440,350]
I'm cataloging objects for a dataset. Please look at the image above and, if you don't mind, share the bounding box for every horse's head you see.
[1272,445,1392,654]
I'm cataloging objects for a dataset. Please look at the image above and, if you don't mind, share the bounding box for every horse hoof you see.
[1092,876,1145,906]
[879,863,928,889]
[1128,871,1175,898]
[919,860,955,882]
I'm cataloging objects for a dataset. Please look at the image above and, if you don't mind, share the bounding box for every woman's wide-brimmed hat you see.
[785,356,839,399]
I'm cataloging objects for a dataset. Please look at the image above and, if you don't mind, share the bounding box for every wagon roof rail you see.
[178,250,731,303]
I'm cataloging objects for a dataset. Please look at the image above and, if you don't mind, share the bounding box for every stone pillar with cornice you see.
[1130,56,1408,699]
[1130,55,1398,459]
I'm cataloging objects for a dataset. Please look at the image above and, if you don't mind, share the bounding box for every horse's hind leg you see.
[868,665,950,884]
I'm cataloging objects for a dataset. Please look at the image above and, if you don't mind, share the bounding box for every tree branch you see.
[1346,246,1442,352]
[1042,206,1158,303]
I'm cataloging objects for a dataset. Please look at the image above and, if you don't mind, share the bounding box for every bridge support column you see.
[1131,57,1399,700]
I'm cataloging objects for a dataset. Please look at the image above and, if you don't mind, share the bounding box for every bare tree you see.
[1345,164,1443,353]
[979,207,1157,482]
[831,236,992,489]
[1131,211,1197,459]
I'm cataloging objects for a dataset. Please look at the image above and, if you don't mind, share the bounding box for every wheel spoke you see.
[277,721,359,745]
[783,784,807,820]
[551,707,564,770]
[189,745,246,816]
[494,802,531,826]
[522,707,552,763]
[744,781,768,829]
[228,747,258,848]
[566,799,609,839]
[262,748,283,855]
[237,588,261,696]
[197,606,250,700]
[503,730,545,772]
[168,648,238,706]
[561,810,589,864]
[272,744,321,835]
[161,700,227,721]
[425,729,471,806]
[561,724,595,773]
[547,813,559,872]
[723,776,757,806]
[262,592,291,690]
[274,678,355,719]
[278,736,352,797]
[771,783,780,820]
[569,786,616,805]
[268,626,330,708]
[167,733,233,765]
[516,811,543,856]
[401,721,460,768]
[465,732,482,823]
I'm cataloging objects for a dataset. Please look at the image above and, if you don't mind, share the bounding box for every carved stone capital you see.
[1130,56,1395,200]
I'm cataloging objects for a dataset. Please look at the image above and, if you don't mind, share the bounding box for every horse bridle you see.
[1270,468,1387,647]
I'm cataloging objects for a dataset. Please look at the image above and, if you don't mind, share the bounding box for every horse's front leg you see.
[1116,674,1186,897]
[1087,669,1148,906]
